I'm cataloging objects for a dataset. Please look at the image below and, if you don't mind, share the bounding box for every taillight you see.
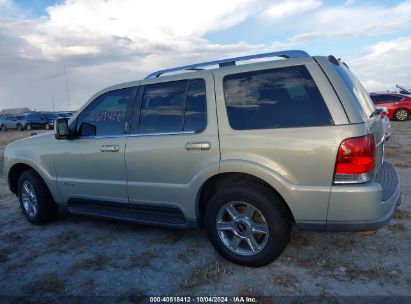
[334,134,376,184]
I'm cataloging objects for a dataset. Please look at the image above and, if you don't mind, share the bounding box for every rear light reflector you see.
[334,134,376,184]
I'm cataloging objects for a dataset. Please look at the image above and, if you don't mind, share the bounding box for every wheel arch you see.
[8,163,36,195]
[7,162,61,204]
[196,172,295,227]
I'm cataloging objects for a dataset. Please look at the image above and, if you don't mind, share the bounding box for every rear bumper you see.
[326,161,400,231]
[297,162,401,231]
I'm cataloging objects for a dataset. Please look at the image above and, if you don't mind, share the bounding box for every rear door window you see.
[138,79,207,134]
[223,65,333,130]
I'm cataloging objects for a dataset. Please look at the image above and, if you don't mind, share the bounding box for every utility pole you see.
[64,65,71,111]
[51,96,55,112]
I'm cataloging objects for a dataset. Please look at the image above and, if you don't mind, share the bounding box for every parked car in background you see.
[15,113,49,131]
[375,106,391,141]
[396,84,411,96]
[370,92,411,121]
[0,115,19,131]
[57,112,73,119]
[39,112,60,129]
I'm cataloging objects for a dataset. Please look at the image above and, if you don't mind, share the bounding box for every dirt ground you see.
[0,123,410,302]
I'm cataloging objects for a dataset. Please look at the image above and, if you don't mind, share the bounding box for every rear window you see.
[334,64,375,118]
[223,65,333,130]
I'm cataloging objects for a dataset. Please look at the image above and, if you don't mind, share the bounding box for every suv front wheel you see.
[18,170,59,224]
[205,183,290,267]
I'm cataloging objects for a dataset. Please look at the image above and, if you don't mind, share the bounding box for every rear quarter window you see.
[223,65,333,130]
[333,64,375,119]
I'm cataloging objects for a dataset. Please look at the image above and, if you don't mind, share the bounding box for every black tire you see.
[17,124,23,131]
[1,125,6,132]
[18,169,59,225]
[26,124,32,131]
[205,183,290,267]
[45,123,50,130]
[394,108,409,121]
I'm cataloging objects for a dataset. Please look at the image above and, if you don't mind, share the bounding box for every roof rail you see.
[144,50,310,79]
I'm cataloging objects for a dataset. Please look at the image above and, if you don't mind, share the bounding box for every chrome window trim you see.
[77,130,196,140]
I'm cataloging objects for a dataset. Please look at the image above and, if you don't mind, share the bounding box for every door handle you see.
[185,141,211,151]
[100,145,120,152]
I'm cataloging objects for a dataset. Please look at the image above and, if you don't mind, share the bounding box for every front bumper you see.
[326,161,401,231]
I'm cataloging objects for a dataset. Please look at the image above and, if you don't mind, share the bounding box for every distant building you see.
[0,107,32,115]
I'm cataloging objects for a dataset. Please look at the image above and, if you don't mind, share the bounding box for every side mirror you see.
[54,118,70,139]
[79,122,96,137]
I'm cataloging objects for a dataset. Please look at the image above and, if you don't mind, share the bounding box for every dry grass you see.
[68,254,114,275]
[330,238,355,252]
[387,223,407,232]
[117,288,144,303]
[2,231,24,244]
[345,266,400,282]
[0,246,18,263]
[238,286,262,297]
[180,260,226,289]
[290,255,342,273]
[288,231,313,249]
[395,162,411,168]
[46,230,81,251]
[127,248,159,268]
[272,273,298,288]
[176,252,190,263]
[21,249,42,264]
[81,278,95,294]
[23,271,66,295]
[176,248,199,263]
[152,230,185,245]
[394,209,411,220]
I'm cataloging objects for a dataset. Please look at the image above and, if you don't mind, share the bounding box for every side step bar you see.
[67,199,197,229]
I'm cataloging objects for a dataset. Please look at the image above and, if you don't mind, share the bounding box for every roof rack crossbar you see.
[144,50,310,79]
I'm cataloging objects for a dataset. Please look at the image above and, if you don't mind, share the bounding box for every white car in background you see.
[376,106,391,141]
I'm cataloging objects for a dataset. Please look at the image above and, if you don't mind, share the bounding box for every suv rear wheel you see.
[205,183,290,267]
[394,108,409,121]
[26,124,32,131]
[1,125,6,132]
[17,124,23,131]
[18,170,59,224]
[45,123,51,130]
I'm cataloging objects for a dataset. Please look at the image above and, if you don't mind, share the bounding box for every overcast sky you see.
[0,0,410,111]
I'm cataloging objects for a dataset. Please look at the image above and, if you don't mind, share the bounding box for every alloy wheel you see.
[21,180,38,218]
[216,201,269,256]
[396,109,408,121]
